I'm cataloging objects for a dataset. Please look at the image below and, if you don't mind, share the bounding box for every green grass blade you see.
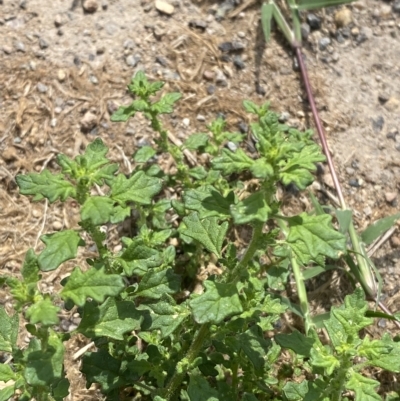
[272,3,295,45]
[361,212,400,245]
[261,3,274,43]
[297,0,356,10]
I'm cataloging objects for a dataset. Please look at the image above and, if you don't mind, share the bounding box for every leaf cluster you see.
[1,72,399,401]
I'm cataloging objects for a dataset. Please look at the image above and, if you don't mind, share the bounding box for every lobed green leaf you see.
[110,171,162,206]
[77,298,143,340]
[16,170,76,203]
[38,230,85,271]
[61,266,124,306]
[189,281,243,324]
[179,213,228,257]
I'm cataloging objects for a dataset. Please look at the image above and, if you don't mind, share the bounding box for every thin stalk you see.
[294,46,346,209]
[276,217,313,333]
[291,254,312,334]
[164,324,210,400]
[230,221,264,279]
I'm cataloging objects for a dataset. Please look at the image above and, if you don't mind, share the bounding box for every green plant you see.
[0,72,399,401]
[260,0,400,326]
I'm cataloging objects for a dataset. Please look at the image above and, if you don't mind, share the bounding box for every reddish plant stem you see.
[294,45,400,330]
[294,46,346,209]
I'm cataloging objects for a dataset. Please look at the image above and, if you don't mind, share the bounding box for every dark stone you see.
[349,178,360,187]
[319,37,331,51]
[336,32,345,43]
[372,116,384,133]
[238,121,248,133]
[341,27,351,38]
[386,129,398,140]
[393,0,400,13]
[73,56,81,66]
[218,41,245,52]
[233,55,245,69]
[188,19,207,30]
[255,83,266,95]
[356,34,368,45]
[155,55,167,66]
[207,85,215,95]
[307,13,321,30]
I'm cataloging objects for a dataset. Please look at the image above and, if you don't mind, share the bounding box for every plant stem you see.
[163,324,210,401]
[294,46,346,209]
[230,221,264,279]
[290,254,312,334]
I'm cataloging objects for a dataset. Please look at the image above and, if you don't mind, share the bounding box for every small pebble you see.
[218,41,245,52]
[3,45,13,54]
[37,82,48,93]
[385,192,397,203]
[391,235,400,247]
[80,111,97,132]
[196,114,205,121]
[19,0,27,9]
[255,83,266,96]
[334,8,352,27]
[226,141,237,152]
[125,54,141,67]
[89,75,98,85]
[107,100,118,115]
[188,19,207,30]
[349,178,360,187]
[39,37,48,49]
[15,41,26,52]
[82,0,98,13]
[319,37,331,51]
[307,13,321,30]
[29,60,36,70]
[393,0,400,13]
[50,118,57,127]
[155,55,168,66]
[363,206,372,216]
[345,167,355,175]
[123,39,135,49]
[380,4,392,18]
[279,112,290,122]
[238,121,248,133]
[207,85,215,95]
[233,55,245,70]
[378,319,387,328]
[383,97,400,112]
[371,116,384,132]
[155,0,174,15]
[215,69,227,87]
[54,14,63,27]
[182,118,190,127]
[386,129,398,140]
[53,221,63,231]
[203,70,214,81]
[336,32,345,43]
[378,92,390,104]
[57,69,66,82]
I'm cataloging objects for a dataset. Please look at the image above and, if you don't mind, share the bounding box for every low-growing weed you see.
[0,72,399,401]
